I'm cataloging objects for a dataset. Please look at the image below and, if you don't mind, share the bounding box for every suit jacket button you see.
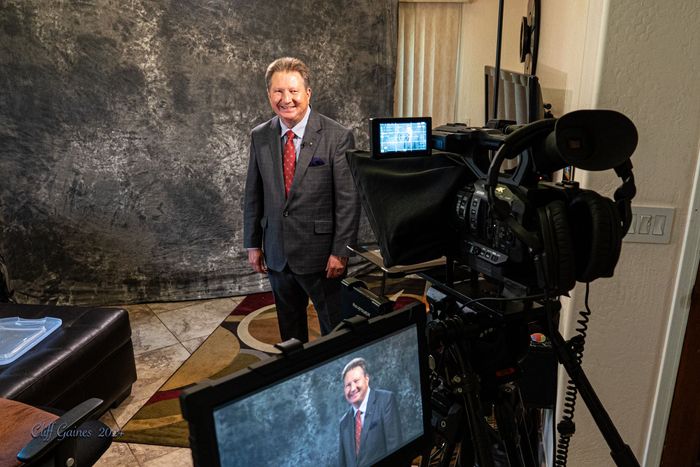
[283,210,289,217]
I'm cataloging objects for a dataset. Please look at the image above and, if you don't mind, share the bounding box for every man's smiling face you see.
[268,71,311,128]
[343,366,369,409]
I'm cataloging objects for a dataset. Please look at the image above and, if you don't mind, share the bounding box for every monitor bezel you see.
[369,116,432,158]
[180,303,431,467]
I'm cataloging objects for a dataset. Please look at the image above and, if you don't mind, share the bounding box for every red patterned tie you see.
[355,410,362,456]
[283,129,296,197]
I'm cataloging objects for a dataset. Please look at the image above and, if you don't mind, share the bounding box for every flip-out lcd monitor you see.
[180,303,430,467]
[370,117,432,158]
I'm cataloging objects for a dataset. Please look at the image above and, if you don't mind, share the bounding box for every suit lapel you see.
[344,409,356,463]
[266,117,285,197]
[286,110,321,205]
[359,390,377,458]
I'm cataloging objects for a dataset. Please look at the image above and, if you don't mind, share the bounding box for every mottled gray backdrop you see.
[0,0,395,304]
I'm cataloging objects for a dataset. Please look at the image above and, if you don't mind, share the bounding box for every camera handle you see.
[546,309,640,467]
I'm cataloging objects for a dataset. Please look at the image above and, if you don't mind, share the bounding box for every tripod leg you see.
[419,445,435,467]
[493,384,538,467]
[430,400,466,467]
[550,328,640,467]
[456,428,476,467]
[458,372,496,467]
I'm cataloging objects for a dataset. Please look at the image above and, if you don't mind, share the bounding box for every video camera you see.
[348,109,638,298]
[344,108,640,466]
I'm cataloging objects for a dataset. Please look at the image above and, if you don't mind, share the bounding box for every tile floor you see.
[95,296,245,466]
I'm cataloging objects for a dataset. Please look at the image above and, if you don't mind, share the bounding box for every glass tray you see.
[0,317,62,366]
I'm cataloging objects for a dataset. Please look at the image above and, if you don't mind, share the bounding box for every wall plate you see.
[623,206,675,244]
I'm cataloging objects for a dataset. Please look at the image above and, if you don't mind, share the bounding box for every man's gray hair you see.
[265,57,311,90]
[342,357,368,381]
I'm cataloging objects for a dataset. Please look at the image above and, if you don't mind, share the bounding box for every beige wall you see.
[537,1,594,114]
[537,0,700,465]
[455,0,527,126]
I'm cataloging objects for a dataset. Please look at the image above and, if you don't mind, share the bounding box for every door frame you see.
[659,261,700,465]
[643,149,700,466]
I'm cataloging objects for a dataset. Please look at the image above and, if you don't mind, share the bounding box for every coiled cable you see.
[554,283,592,466]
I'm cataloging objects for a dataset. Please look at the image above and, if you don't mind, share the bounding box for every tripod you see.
[420,331,547,466]
[420,265,640,466]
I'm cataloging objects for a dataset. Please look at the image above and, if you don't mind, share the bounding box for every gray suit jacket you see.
[243,110,360,274]
[339,389,403,467]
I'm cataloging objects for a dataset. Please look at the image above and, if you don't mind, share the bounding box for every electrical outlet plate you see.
[623,206,675,244]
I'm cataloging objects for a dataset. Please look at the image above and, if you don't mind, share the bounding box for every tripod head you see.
[422,264,556,392]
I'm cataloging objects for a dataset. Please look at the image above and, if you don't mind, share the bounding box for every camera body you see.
[440,111,637,296]
[454,179,532,292]
[453,176,607,295]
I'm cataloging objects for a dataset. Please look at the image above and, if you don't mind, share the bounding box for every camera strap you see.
[613,160,636,234]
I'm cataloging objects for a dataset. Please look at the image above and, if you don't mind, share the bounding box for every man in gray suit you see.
[339,357,402,467]
[243,57,360,343]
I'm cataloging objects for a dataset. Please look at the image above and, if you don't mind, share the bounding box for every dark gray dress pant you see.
[267,266,342,343]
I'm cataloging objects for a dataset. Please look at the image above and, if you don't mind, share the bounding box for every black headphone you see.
[485,113,637,294]
[535,184,627,293]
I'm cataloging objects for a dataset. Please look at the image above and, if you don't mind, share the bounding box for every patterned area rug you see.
[117,273,426,447]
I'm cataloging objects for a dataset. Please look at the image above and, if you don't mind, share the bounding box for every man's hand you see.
[326,255,348,279]
[247,248,267,274]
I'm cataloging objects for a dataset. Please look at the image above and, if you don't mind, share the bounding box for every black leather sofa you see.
[0,304,137,416]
